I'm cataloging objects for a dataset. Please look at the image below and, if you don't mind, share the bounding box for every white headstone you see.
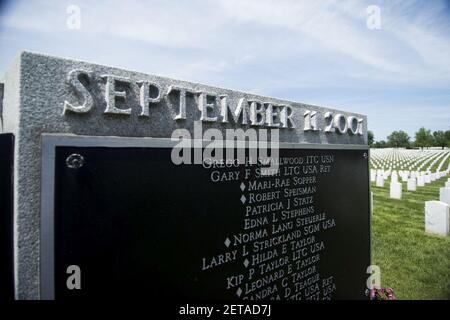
[445,179,450,188]
[370,170,376,182]
[407,178,416,191]
[424,174,431,184]
[425,201,450,236]
[370,191,373,215]
[440,187,450,206]
[376,175,384,187]
[390,181,402,199]
[417,176,425,187]
[402,173,408,182]
[391,172,398,183]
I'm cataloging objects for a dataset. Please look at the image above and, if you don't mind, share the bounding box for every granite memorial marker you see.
[0,133,14,301]
[0,52,370,300]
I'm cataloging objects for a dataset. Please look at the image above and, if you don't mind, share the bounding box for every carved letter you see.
[357,118,364,136]
[221,97,249,125]
[219,95,228,122]
[333,114,347,134]
[137,81,161,117]
[324,112,333,133]
[63,69,93,114]
[347,116,359,135]
[249,100,265,126]
[265,103,280,128]
[102,75,131,115]
[304,110,319,131]
[167,85,192,120]
[280,105,295,128]
[198,92,218,122]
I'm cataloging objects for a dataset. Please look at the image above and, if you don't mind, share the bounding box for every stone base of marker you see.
[425,201,450,236]
[390,181,402,199]
[440,187,450,206]
[407,178,416,191]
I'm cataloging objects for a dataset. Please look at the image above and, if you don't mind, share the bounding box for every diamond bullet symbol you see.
[240,182,246,191]
[236,287,242,297]
[240,195,246,204]
[243,258,249,268]
[224,237,231,248]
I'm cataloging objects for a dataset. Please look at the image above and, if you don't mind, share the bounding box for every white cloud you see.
[2,0,450,82]
[217,0,404,72]
[1,0,449,138]
[1,1,450,88]
[2,1,449,80]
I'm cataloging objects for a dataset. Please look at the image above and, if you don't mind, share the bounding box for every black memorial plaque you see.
[53,145,370,300]
[0,133,14,301]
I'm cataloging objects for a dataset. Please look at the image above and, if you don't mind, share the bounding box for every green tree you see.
[373,140,387,148]
[433,131,448,149]
[368,130,375,146]
[387,130,410,148]
[444,130,450,148]
[415,128,434,149]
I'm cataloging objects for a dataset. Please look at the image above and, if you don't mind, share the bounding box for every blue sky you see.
[0,0,449,140]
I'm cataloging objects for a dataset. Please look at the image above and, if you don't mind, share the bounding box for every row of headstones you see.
[428,151,450,172]
[371,149,449,172]
[425,178,450,236]
[371,169,449,200]
[371,150,449,172]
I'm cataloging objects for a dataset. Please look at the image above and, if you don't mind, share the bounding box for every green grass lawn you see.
[431,152,450,172]
[371,174,450,300]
